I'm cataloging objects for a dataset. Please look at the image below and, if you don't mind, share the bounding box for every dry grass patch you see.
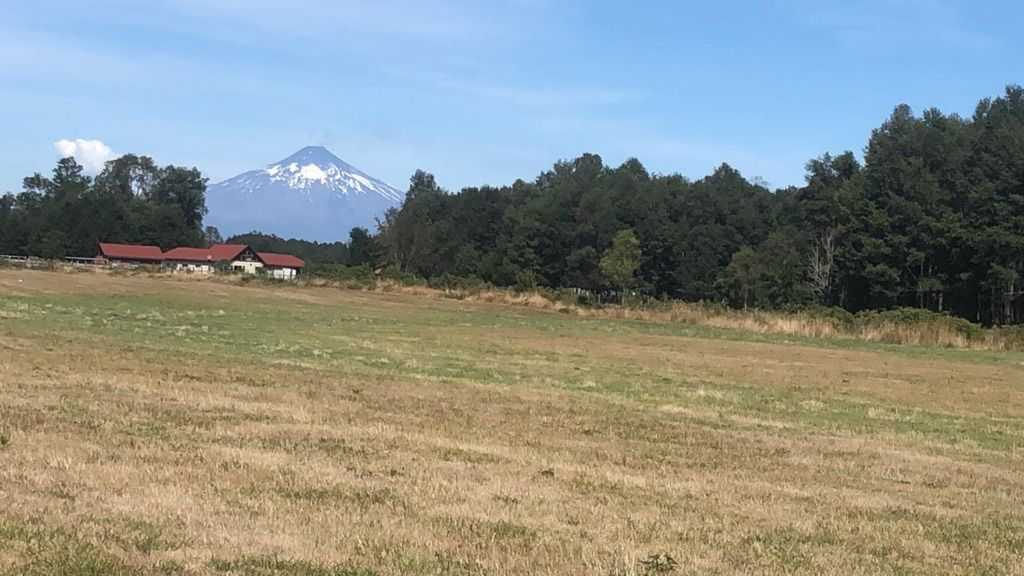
[1,269,1023,575]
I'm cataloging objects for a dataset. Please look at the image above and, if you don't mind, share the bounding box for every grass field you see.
[1,269,1023,575]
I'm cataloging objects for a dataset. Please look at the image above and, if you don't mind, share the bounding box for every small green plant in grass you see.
[638,553,678,574]
[208,555,376,576]
[0,430,10,449]
[153,560,186,575]
[12,533,143,576]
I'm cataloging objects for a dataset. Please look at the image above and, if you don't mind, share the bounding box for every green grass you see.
[2,291,1020,454]
[208,556,376,576]
[2,272,1024,575]
[5,292,1023,367]
[0,523,144,576]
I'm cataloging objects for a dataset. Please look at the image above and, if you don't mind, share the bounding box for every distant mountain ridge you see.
[205,146,403,242]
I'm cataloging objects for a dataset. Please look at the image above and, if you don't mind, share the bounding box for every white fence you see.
[0,255,102,269]
[0,255,299,281]
[0,255,48,268]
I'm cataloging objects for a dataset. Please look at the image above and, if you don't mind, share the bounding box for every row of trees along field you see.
[1,86,1023,325]
[375,86,1024,325]
[224,230,379,270]
[0,155,209,256]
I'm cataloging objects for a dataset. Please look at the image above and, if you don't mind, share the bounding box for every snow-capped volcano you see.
[261,146,403,201]
[205,146,404,242]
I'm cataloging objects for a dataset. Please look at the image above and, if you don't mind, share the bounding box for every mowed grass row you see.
[1,269,1023,575]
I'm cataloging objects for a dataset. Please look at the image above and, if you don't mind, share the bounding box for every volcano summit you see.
[205,146,403,242]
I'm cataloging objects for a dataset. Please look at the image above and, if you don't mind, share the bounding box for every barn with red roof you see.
[161,247,217,274]
[256,252,305,279]
[95,241,303,279]
[160,244,303,278]
[97,243,164,265]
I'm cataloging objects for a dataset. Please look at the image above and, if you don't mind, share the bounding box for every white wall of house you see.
[267,267,297,280]
[231,260,264,274]
[170,262,213,274]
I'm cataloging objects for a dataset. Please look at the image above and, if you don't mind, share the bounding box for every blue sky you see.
[1,0,1021,194]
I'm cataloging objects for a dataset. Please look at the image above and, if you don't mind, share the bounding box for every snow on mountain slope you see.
[205,146,404,242]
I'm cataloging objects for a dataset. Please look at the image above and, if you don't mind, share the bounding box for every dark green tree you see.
[600,229,642,302]
[348,227,378,267]
[204,226,224,246]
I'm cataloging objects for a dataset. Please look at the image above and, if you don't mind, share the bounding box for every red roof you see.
[162,247,214,262]
[107,242,304,270]
[257,252,305,268]
[98,243,164,261]
[209,244,249,261]
[162,244,255,263]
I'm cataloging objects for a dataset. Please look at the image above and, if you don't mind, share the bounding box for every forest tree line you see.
[374,86,1024,325]
[223,230,379,270]
[2,86,1024,324]
[0,155,210,257]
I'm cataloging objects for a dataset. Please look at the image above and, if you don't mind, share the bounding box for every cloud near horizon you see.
[54,138,115,173]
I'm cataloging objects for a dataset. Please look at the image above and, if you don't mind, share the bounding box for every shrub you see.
[514,270,538,292]
[853,308,986,347]
[992,325,1024,350]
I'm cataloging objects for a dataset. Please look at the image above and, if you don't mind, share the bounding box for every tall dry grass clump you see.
[387,281,1024,352]
[615,301,1024,351]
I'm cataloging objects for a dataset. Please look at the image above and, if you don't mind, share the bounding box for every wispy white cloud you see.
[162,0,508,44]
[798,0,997,52]
[54,139,115,173]
[437,77,640,110]
[512,111,814,188]
[0,31,130,83]
[608,132,811,188]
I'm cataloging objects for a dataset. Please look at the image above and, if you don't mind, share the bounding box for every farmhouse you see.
[210,244,264,274]
[161,244,253,274]
[96,243,164,266]
[160,244,303,278]
[257,252,305,280]
[161,247,217,274]
[95,242,304,279]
